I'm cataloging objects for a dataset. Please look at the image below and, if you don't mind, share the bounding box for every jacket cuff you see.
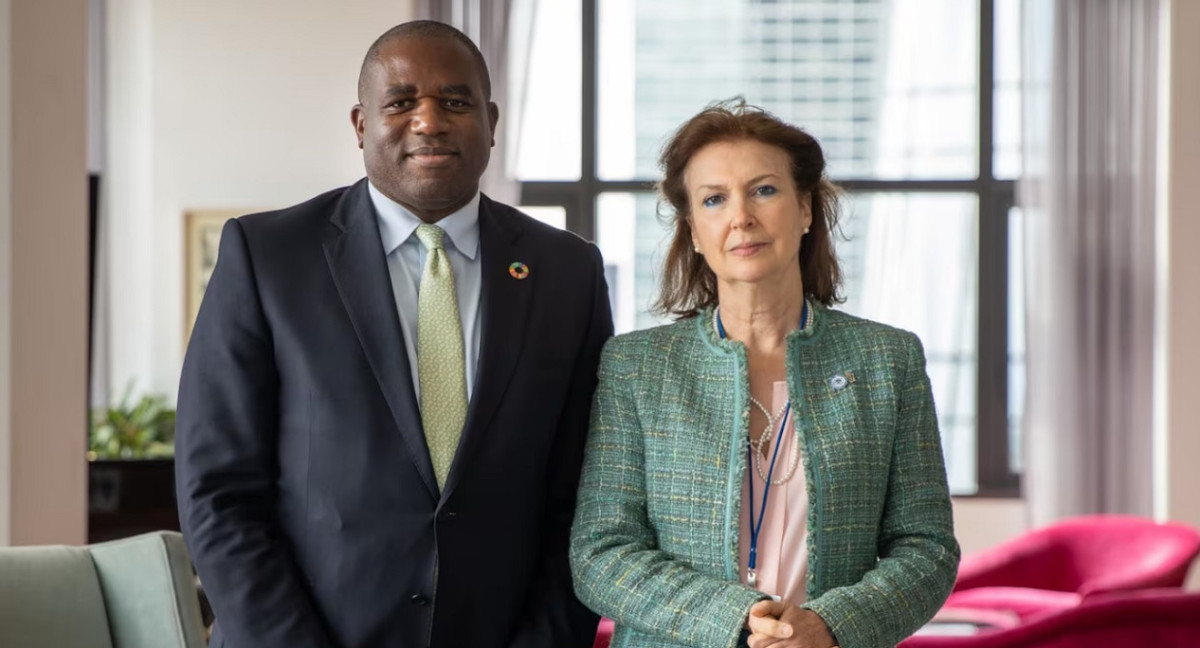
[709,588,773,648]
[802,591,866,648]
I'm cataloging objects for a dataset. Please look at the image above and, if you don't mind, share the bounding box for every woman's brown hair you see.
[653,99,843,319]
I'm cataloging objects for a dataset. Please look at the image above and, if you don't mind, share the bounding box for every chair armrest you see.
[89,531,209,648]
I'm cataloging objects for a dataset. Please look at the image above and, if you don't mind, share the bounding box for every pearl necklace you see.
[713,299,813,485]
[748,395,801,484]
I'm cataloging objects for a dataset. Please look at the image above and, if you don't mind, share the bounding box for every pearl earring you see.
[803,227,810,234]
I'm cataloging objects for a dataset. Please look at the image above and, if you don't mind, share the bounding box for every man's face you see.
[352,36,499,222]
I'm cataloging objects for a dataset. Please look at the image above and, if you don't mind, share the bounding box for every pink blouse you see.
[739,380,809,606]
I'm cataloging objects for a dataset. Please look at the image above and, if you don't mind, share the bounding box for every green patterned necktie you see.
[414,223,468,490]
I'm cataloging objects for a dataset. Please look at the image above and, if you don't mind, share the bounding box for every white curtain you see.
[419,0,527,206]
[845,0,979,494]
[1020,0,1160,527]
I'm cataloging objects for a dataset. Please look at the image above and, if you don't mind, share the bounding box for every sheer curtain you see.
[843,0,979,493]
[1020,0,1161,526]
[419,0,528,206]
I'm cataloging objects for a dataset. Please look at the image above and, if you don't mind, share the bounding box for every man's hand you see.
[746,600,837,648]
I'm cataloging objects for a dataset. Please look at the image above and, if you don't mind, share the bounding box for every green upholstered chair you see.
[0,530,207,648]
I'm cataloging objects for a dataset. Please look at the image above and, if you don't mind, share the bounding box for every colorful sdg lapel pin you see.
[508,262,530,279]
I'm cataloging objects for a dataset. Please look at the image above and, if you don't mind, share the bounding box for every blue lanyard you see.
[746,401,790,583]
[715,300,806,585]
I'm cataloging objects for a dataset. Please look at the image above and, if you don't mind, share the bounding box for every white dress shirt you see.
[369,181,483,401]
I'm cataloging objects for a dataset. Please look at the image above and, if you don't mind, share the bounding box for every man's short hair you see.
[357,21,493,101]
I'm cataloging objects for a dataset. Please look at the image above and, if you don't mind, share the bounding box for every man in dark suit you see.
[175,21,611,648]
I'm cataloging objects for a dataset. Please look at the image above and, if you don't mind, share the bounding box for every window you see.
[514,0,1020,496]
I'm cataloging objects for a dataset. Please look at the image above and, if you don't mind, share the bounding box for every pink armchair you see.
[947,515,1200,620]
[901,589,1200,648]
[593,617,613,648]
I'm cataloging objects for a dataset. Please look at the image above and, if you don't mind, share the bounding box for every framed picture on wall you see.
[183,209,248,344]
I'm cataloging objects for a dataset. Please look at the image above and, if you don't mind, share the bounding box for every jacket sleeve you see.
[175,219,337,648]
[801,332,961,648]
[505,244,611,648]
[569,336,768,648]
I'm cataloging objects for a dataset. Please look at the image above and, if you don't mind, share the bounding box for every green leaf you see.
[88,383,176,460]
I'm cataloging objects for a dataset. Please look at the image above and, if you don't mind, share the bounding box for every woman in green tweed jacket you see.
[569,102,959,648]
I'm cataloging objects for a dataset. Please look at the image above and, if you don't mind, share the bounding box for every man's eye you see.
[444,99,470,109]
[702,195,725,208]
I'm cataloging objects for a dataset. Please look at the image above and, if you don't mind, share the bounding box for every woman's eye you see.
[754,185,778,197]
[702,195,724,208]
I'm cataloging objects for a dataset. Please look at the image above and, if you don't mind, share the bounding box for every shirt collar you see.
[369,181,481,260]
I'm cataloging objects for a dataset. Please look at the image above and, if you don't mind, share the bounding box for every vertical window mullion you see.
[579,0,599,242]
[975,0,1017,495]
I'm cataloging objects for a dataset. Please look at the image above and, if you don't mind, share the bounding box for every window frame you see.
[518,0,1019,497]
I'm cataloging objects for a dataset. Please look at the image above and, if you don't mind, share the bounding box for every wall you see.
[0,0,12,546]
[0,0,90,545]
[105,0,417,402]
[952,498,1027,556]
[1163,0,1200,588]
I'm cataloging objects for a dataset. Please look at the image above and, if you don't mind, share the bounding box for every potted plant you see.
[88,389,176,460]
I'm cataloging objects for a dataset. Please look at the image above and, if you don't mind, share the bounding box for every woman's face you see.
[684,138,812,291]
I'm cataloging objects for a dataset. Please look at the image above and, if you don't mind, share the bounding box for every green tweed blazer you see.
[569,305,959,648]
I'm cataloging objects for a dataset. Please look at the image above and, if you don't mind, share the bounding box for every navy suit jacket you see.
[176,179,611,648]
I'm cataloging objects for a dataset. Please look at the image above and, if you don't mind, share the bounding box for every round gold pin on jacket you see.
[508,262,530,279]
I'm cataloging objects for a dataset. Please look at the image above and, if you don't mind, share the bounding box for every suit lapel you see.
[322,180,438,500]
[441,196,533,499]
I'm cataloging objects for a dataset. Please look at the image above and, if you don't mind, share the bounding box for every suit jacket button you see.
[411,594,431,607]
